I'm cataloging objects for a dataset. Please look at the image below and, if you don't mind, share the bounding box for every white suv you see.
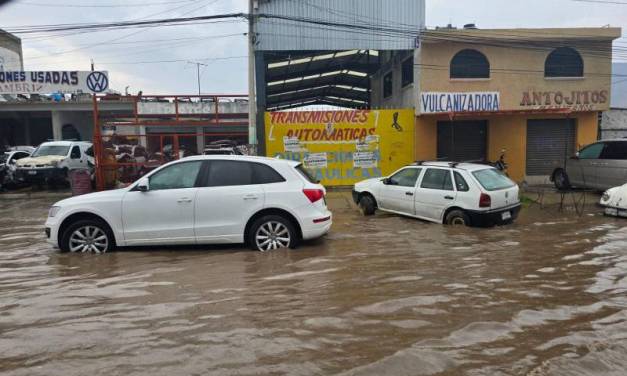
[45,156,332,253]
[353,162,521,226]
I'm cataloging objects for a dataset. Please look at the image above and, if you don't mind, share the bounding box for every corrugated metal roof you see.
[254,0,425,51]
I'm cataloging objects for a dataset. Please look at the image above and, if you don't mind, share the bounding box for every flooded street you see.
[1,193,627,375]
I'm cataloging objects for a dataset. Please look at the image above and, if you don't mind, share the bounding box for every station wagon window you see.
[472,169,516,191]
[421,169,454,191]
[578,143,604,159]
[150,161,202,191]
[600,142,627,160]
[389,168,421,187]
[454,172,470,192]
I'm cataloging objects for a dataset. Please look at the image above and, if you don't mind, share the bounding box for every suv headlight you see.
[48,206,61,218]
[50,160,59,167]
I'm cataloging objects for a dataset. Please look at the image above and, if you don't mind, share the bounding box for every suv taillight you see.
[479,193,491,208]
[303,189,324,203]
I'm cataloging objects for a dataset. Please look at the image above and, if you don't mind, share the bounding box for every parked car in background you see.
[204,140,244,155]
[45,156,332,253]
[0,148,33,190]
[552,139,627,191]
[16,141,94,186]
[600,183,627,218]
[353,162,521,227]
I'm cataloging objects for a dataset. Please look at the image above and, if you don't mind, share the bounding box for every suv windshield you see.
[472,169,516,191]
[295,164,319,183]
[32,145,70,157]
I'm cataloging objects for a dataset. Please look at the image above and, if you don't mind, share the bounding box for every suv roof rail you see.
[448,162,460,168]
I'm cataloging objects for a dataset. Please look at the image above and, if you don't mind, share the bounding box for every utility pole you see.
[248,0,257,148]
[187,61,208,96]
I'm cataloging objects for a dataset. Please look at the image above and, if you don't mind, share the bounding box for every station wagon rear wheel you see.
[445,210,471,227]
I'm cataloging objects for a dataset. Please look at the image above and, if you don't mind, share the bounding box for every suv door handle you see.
[177,198,192,203]
[444,196,455,200]
[243,195,259,200]
[405,192,414,196]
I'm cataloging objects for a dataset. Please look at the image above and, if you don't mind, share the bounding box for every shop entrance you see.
[526,119,576,177]
[437,120,488,162]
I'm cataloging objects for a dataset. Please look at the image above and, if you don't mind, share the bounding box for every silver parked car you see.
[552,139,627,191]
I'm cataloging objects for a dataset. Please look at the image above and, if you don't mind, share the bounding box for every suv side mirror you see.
[136,178,150,192]
[382,178,391,185]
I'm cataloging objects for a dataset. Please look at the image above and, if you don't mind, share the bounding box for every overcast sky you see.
[1,0,625,97]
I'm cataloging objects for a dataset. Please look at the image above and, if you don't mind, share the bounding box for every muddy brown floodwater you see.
[1,193,627,376]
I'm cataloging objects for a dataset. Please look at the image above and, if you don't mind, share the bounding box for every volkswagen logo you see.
[86,71,109,93]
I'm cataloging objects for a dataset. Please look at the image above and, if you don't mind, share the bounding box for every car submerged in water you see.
[600,183,627,218]
[45,155,332,253]
[352,162,521,227]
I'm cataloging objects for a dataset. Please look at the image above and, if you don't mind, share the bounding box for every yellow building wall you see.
[416,113,599,183]
[419,29,618,113]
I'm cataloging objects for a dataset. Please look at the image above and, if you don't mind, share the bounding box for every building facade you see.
[411,27,620,183]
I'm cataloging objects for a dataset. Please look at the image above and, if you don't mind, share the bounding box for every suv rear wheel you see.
[249,215,298,252]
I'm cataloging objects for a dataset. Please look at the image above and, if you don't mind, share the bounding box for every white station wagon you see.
[352,162,521,226]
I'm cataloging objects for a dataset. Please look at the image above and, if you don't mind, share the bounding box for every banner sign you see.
[0,71,109,95]
[265,109,415,186]
[420,92,500,114]
[520,90,609,112]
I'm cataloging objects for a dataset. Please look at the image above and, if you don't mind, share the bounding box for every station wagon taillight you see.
[479,193,492,208]
[303,189,324,203]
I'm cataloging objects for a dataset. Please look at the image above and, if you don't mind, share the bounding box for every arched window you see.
[450,49,490,79]
[545,47,584,78]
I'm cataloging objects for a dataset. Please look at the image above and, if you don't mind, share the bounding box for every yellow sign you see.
[265,109,415,186]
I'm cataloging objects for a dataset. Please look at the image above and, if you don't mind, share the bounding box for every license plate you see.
[501,211,512,221]
[28,171,37,175]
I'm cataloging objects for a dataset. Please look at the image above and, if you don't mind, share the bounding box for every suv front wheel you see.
[249,215,298,252]
[60,219,114,254]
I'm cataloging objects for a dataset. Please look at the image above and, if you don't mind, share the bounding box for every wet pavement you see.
[1,193,627,375]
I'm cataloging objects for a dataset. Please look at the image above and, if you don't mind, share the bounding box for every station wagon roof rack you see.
[448,162,460,168]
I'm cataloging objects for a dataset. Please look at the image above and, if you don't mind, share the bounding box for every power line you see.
[17,0,199,8]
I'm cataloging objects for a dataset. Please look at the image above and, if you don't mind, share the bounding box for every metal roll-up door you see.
[526,119,576,176]
[437,120,488,162]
